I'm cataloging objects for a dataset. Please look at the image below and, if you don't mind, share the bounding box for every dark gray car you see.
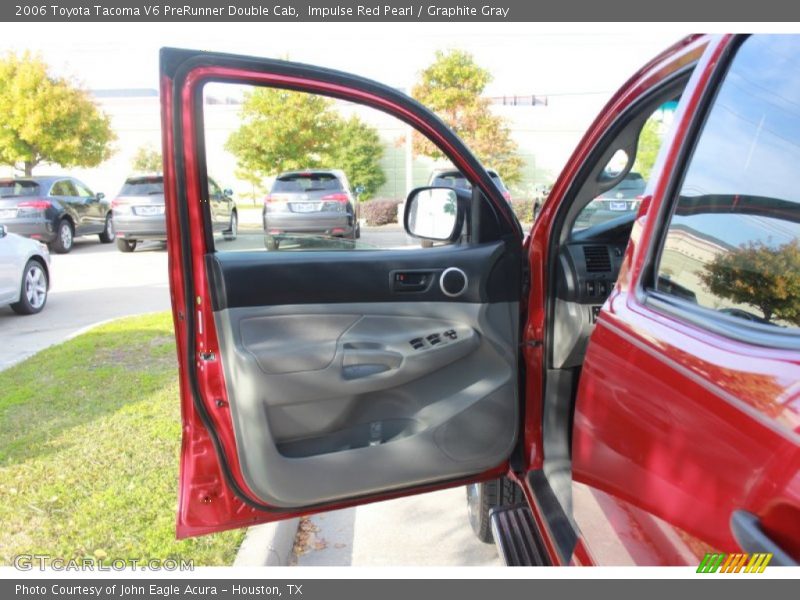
[575,172,646,229]
[0,175,114,253]
[263,170,358,250]
[112,175,238,252]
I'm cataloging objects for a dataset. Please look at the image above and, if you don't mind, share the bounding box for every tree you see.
[327,116,385,200]
[226,88,385,199]
[0,52,115,176]
[131,144,162,173]
[699,239,800,324]
[411,50,523,185]
[633,118,662,181]
[225,88,336,183]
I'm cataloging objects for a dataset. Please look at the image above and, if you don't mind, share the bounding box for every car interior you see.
[538,73,692,533]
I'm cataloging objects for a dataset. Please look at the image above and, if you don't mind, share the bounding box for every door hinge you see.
[521,339,542,348]
[199,351,216,361]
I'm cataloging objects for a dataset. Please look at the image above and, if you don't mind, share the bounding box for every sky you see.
[0,23,690,96]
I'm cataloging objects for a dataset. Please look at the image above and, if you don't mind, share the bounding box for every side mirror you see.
[97,192,105,201]
[223,188,234,197]
[404,187,464,242]
[354,185,366,195]
[0,224,6,238]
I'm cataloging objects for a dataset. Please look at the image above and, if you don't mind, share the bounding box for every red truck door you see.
[160,48,525,537]
[571,34,800,566]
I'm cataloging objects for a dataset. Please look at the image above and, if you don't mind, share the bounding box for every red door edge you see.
[161,51,522,538]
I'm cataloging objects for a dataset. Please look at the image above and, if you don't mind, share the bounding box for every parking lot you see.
[0,218,498,566]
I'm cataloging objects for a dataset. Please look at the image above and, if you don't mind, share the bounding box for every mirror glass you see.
[406,188,458,241]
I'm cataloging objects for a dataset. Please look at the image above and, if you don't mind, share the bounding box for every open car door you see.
[160,48,525,537]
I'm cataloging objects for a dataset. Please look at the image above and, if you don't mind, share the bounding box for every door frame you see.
[161,48,523,536]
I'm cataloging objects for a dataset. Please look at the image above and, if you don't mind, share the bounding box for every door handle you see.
[390,270,434,292]
[730,510,798,566]
[342,345,403,380]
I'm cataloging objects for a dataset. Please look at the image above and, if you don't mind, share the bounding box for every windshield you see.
[119,178,164,196]
[271,173,344,193]
[0,180,40,198]
[432,172,506,192]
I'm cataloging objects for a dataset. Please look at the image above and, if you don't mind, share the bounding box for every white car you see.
[0,224,50,314]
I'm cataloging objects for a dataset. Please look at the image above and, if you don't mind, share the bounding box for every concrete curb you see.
[233,519,300,566]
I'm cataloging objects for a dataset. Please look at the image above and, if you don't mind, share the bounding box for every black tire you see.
[466,477,525,544]
[116,238,137,253]
[354,222,361,239]
[50,219,74,254]
[265,235,279,251]
[223,210,238,241]
[99,212,116,243]
[10,259,48,315]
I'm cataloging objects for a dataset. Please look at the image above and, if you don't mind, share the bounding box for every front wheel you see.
[223,211,238,241]
[116,238,137,253]
[50,219,74,254]
[466,478,525,544]
[99,213,116,243]
[10,259,48,315]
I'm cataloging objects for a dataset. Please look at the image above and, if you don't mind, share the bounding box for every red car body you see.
[160,34,800,565]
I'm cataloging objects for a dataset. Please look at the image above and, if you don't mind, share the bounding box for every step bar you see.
[490,504,550,566]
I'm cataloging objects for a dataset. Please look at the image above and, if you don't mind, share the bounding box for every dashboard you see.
[552,215,634,369]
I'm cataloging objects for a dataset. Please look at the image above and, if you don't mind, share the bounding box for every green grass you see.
[235,202,263,211]
[0,312,245,566]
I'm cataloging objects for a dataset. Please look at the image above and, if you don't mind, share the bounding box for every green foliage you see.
[700,239,800,324]
[131,144,162,173]
[226,88,385,198]
[0,52,116,176]
[411,49,523,185]
[327,116,386,200]
[0,313,244,565]
[633,118,661,181]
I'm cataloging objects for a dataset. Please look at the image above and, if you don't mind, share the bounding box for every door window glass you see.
[202,82,493,253]
[74,181,94,197]
[50,180,77,196]
[655,35,800,329]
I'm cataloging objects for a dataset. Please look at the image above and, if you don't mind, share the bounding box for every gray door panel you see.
[214,301,518,508]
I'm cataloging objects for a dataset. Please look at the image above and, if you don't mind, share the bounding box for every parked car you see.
[160,34,800,567]
[0,224,50,314]
[112,175,237,252]
[428,167,512,202]
[0,176,113,253]
[575,171,646,229]
[262,169,359,250]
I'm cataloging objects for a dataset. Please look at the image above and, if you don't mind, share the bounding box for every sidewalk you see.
[292,487,501,566]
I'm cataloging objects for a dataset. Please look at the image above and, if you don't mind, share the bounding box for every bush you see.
[510,197,536,223]
[360,198,401,226]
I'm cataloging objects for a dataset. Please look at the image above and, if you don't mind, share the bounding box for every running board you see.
[489,504,550,566]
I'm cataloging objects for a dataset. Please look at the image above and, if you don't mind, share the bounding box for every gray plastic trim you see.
[214,301,519,508]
